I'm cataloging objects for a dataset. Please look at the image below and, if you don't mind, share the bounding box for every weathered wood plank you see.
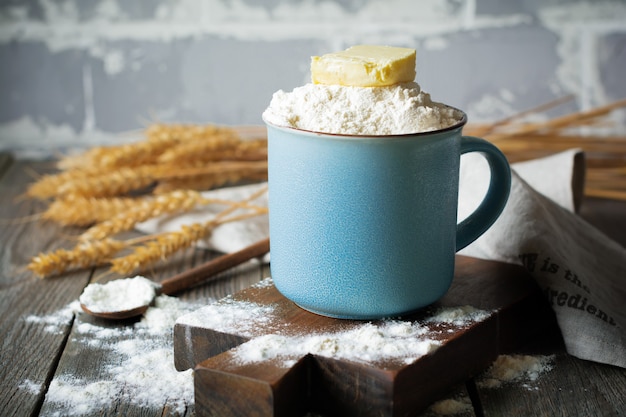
[0,159,93,417]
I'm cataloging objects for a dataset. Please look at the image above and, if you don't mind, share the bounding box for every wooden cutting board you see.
[174,255,559,417]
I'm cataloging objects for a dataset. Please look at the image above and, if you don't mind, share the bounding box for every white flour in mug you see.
[262,82,463,135]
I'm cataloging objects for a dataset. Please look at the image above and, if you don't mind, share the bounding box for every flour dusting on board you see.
[426,305,492,325]
[176,299,277,336]
[224,304,492,367]
[234,321,441,366]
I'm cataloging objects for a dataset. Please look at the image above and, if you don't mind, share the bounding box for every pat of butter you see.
[311,45,416,87]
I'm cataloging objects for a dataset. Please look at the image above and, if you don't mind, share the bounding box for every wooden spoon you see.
[80,238,270,320]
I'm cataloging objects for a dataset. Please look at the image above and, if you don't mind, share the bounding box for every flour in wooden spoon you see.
[79,276,157,313]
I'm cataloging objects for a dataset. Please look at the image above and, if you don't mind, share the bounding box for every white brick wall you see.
[0,0,625,158]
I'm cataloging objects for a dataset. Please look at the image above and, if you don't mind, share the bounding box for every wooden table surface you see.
[1,152,625,417]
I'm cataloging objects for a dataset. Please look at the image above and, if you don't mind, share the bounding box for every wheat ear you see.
[57,123,235,170]
[42,195,138,226]
[109,211,265,275]
[28,239,127,278]
[153,168,268,194]
[48,162,267,199]
[78,190,208,241]
[109,185,268,275]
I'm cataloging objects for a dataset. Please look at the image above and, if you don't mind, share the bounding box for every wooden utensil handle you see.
[160,238,270,295]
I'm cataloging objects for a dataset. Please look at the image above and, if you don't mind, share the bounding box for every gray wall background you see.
[1,0,625,158]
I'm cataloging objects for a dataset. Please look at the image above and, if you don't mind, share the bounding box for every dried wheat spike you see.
[27,238,127,278]
[78,190,209,241]
[25,168,101,200]
[58,123,233,170]
[235,139,267,155]
[57,133,180,170]
[156,135,266,165]
[42,195,138,226]
[50,162,266,198]
[153,168,268,194]
[61,140,176,170]
[110,208,266,275]
[56,123,240,171]
[157,133,240,164]
[54,165,161,198]
[110,222,211,275]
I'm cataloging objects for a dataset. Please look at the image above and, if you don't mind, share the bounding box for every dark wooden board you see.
[175,256,559,417]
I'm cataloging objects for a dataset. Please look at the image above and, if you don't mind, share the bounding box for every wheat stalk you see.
[77,189,267,241]
[157,133,239,163]
[153,168,268,194]
[42,195,138,226]
[77,190,206,241]
[109,211,265,275]
[463,98,626,201]
[28,238,127,278]
[25,167,101,200]
[57,139,174,171]
[483,98,626,141]
[109,185,268,274]
[57,124,240,170]
[37,162,267,199]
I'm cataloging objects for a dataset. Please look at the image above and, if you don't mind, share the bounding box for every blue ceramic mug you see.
[265,110,511,319]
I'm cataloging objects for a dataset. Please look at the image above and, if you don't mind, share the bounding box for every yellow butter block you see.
[311,45,416,87]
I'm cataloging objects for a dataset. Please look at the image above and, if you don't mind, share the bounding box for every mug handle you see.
[456,136,512,251]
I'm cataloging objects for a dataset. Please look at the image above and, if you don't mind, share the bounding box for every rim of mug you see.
[262,105,468,139]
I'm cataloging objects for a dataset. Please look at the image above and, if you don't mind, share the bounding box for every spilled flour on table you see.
[424,354,555,415]
[18,379,44,396]
[23,301,78,334]
[427,397,473,416]
[478,354,555,391]
[20,295,199,416]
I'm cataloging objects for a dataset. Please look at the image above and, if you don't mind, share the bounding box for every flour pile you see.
[78,276,156,313]
[262,82,462,135]
[478,354,555,390]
